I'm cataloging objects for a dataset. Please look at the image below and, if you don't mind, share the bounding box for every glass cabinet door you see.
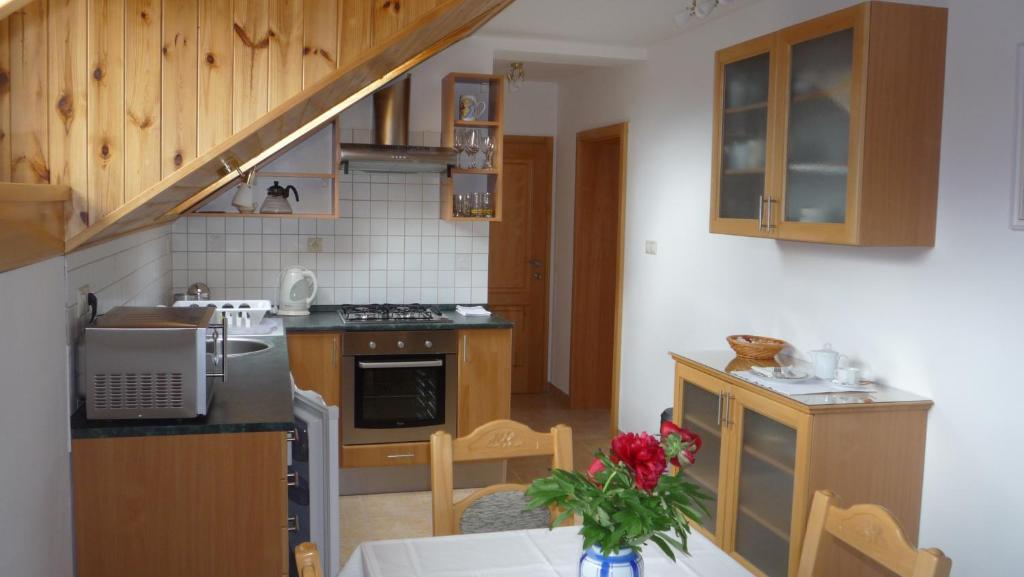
[711,37,775,237]
[677,380,727,539]
[776,12,865,241]
[730,402,799,577]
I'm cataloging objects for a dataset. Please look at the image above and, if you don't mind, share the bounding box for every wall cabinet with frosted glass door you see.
[710,2,947,245]
[711,34,778,237]
[671,352,933,577]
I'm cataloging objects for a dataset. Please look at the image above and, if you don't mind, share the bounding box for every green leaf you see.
[649,535,677,562]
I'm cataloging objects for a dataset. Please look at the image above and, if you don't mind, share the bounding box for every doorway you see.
[568,123,627,431]
[488,135,553,394]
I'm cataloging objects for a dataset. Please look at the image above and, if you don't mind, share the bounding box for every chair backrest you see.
[294,542,323,577]
[430,419,573,536]
[797,491,951,577]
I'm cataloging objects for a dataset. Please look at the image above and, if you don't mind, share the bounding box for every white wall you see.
[0,223,171,577]
[503,80,559,137]
[0,257,73,577]
[552,0,1024,573]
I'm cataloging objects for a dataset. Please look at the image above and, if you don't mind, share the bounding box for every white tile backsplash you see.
[66,225,172,319]
[171,140,489,305]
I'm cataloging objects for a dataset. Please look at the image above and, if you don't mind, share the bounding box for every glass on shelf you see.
[452,191,494,219]
[733,409,796,577]
[719,52,770,220]
[454,127,494,169]
[784,28,854,224]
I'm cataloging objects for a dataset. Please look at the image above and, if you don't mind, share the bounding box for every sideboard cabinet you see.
[672,351,932,577]
[710,2,947,245]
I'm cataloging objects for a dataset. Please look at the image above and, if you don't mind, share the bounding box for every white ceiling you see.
[493,59,606,82]
[481,0,757,81]
[482,0,690,48]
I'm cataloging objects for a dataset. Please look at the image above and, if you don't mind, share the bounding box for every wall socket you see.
[645,240,658,255]
[307,237,323,253]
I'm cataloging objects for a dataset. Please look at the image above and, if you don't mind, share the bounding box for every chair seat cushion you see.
[459,491,551,535]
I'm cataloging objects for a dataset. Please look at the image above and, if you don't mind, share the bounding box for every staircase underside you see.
[65,0,513,252]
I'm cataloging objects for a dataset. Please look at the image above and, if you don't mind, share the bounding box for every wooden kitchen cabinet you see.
[672,352,931,577]
[287,332,342,408]
[72,431,289,577]
[710,1,947,245]
[457,328,512,436]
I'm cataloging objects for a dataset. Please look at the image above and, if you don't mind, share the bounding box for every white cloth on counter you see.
[730,370,877,396]
[455,305,492,317]
[339,525,754,577]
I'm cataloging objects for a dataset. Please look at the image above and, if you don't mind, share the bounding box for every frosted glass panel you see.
[719,53,770,220]
[680,382,722,534]
[785,29,853,224]
[734,409,796,577]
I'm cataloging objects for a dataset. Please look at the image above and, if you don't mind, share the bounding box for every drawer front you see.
[341,441,429,468]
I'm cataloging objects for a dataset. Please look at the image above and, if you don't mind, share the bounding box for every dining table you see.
[338,525,756,577]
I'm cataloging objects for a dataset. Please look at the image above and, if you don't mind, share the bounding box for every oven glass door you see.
[354,355,446,429]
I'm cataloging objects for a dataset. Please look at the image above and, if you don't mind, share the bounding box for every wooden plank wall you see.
[0,0,439,243]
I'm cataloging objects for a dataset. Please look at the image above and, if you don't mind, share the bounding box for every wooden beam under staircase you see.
[0,182,69,272]
[65,0,512,252]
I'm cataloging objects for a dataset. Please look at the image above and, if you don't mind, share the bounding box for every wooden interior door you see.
[569,124,626,410]
[488,136,553,394]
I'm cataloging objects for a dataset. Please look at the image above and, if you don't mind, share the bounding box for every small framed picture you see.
[1013,44,1024,229]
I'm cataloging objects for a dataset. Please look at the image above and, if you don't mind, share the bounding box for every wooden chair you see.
[797,491,952,577]
[430,419,573,536]
[294,542,323,577]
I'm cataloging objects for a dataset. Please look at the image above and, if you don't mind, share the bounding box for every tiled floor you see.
[338,388,611,564]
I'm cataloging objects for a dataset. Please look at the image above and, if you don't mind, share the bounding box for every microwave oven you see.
[81,306,226,420]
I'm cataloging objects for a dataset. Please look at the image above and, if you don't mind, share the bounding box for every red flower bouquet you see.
[526,421,709,559]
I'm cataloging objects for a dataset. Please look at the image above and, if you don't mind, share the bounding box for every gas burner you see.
[338,304,451,323]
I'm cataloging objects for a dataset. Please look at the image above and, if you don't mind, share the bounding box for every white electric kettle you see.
[277,266,318,316]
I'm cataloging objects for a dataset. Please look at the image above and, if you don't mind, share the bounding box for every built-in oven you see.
[341,330,458,445]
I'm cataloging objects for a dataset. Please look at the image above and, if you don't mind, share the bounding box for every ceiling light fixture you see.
[674,0,730,27]
[506,61,525,92]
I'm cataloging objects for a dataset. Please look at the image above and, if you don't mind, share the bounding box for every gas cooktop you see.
[337,304,452,323]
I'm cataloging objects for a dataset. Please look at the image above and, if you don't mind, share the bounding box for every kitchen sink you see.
[208,338,272,357]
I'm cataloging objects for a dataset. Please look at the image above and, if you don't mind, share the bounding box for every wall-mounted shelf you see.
[190,120,341,219]
[454,119,500,127]
[441,72,504,222]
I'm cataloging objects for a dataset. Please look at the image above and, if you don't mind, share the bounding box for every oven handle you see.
[357,360,444,369]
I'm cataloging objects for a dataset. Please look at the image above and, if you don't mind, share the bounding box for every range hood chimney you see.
[339,75,456,174]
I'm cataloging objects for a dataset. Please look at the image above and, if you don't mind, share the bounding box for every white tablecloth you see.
[339,526,754,577]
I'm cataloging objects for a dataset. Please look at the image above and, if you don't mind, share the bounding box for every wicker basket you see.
[727,335,786,361]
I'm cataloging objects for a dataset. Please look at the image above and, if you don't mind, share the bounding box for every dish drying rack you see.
[172,300,272,329]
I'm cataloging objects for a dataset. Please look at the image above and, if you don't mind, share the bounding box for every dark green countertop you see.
[70,306,511,440]
[70,334,294,440]
[279,305,514,333]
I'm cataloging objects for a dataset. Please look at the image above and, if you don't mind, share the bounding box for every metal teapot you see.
[260,181,299,214]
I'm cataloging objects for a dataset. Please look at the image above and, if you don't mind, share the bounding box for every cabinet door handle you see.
[724,393,735,427]
[463,334,470,363]
[757,195,765,231]
[386,453,416,459]
[716,392,723,427]
[765,198,775,230]
[331,337,337,368]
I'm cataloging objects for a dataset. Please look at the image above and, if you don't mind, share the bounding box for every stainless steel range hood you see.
[339,75,456,174]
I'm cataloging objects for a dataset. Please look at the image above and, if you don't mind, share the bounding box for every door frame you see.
[568,122,628,435]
